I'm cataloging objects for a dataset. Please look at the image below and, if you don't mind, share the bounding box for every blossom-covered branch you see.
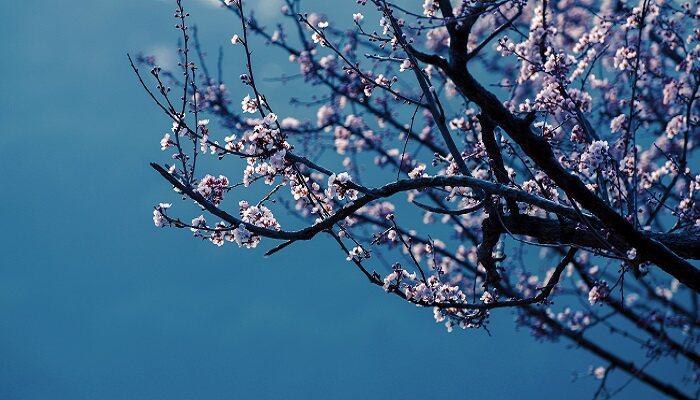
[134,0,700,397]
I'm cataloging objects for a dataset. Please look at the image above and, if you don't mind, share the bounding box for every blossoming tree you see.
[133,0,699,397]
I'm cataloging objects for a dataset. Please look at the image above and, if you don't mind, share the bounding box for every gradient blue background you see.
[0,1,680,398]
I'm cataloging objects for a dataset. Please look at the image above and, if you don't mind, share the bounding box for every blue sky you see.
[0,1,680,398]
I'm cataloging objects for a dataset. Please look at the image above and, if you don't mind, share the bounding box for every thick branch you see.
[444,65,700,292]
[495,215,700,260]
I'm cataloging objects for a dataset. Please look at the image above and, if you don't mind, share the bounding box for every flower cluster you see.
[141,2,700,393]
[196,175,229,206]
[588,281,609,306]
[239,200,280,232]
[326,172,358,201]
[579,140,610,171]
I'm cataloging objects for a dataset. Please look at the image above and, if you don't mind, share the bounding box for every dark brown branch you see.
[479,113,519,215]
[442,60,700,292]
[411,199,485,215]
[477,209,504,285]
[406,45,449,69]
[494,214,700,260]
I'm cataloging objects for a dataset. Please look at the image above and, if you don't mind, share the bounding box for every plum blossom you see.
[327,172,358,200]
[347,245,367,261]
[263,112,278,126]
[241,95,258,113]
[496,37,515,56]
[280,117,300,129]
[153,203,172,227]
[663,81,681,105]
[197,175,229,206]
[232,224,256,248]
[579,140,610,171]
[311,32,327,46]
[425,27,449,51]
[408,163,427,179]
[480,291,495,304]
[609,114,626,134]
[588,281,609,306]
[316,104,337,127]
[422,0,438,16]
[665,115,685,139]
[593,366,606,379]
[190,215,207,232]
[613,47,637,71]
[160,133,172,150]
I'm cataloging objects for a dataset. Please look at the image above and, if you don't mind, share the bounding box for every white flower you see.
[588,286,600,305]
[160,133,171,150]
[610,114,626,133]
[280,117,300,129]
[263,113,278,126]
[624,293,639,307]
[588,281,609,305]
[153,211,164,227]
[480,291,494,304]
[663,81,679,105]
[352,13,364,23]
[327,172,357,200]
[311,32,327,46]
[336,172,350,184]
[316,104,337,127]
[197,175,230,206]
[241,94,258,113]
[190,215,206,232]
[231,34,241,45]
[422,0,437,16]
[232,224,254,247]
[270,149,286,171]
[346,245,366,260]
[153,203,172,227]
[665,115,685,139]
[399,59,412,72]
[408,164,427,179]
[318,21,328,29]
[613,47,637,71]
[580,140,609,170]
[593,366,606,379]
